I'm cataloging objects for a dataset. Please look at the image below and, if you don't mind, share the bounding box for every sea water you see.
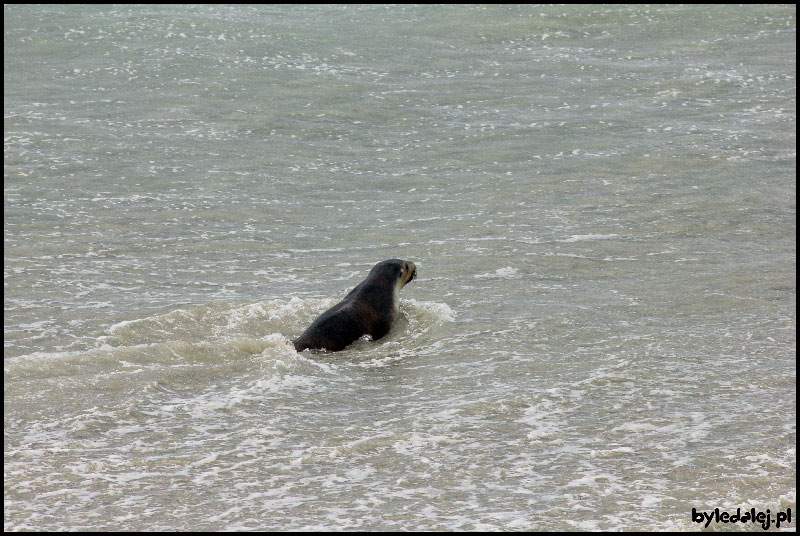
[4,5,795,531]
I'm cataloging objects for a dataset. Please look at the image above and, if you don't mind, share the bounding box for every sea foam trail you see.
[5,297,455,378]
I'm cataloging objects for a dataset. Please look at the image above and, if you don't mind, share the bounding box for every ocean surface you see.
[4,4,795,531]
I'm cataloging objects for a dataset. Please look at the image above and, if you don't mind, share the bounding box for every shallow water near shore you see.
[4,4,795,531]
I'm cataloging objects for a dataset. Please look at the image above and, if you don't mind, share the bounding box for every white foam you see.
[559,233,619,242]
[392,432,450,455]
[518,399,567,441]
[474,267,519,279]
[401,298,456,323]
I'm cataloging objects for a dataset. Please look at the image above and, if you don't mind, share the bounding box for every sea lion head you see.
[371,258,417,289]
[400,259,417,287]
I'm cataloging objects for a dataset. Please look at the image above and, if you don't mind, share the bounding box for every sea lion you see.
[293,259,417,352]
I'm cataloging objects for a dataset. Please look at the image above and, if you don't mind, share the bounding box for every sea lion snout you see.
[403,260,417,286]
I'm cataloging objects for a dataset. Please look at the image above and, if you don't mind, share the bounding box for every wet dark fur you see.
[293,259,416,352]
